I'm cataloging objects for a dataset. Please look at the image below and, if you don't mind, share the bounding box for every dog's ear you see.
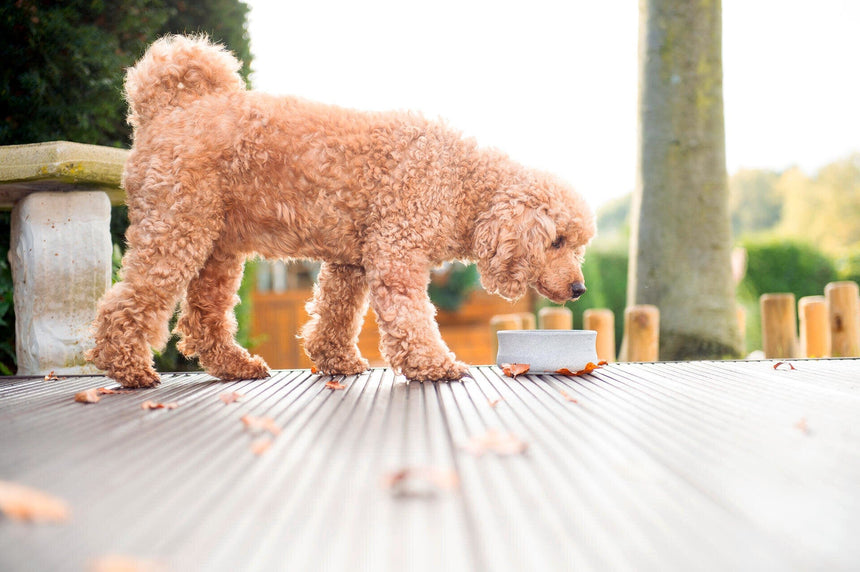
[473,202,554,301]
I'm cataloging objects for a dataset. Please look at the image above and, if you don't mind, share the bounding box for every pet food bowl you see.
[496,330,598,374]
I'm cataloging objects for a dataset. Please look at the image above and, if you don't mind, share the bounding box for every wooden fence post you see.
[516,312,536,330]
[538,306,572,330]
[825,281,860,357]
[760,293,797,358]
[798,295,830,358]
[490,314,523,362]
[584,308,616,362]
[736,305,747,355]
[621,305,659,362]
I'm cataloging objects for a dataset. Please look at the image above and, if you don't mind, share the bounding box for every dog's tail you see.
[124,34,245,128]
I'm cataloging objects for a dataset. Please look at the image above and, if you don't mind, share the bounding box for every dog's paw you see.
[402,359,469,382]
[113,368,162,389]
[210,353,270,381]
[313,355,370,376]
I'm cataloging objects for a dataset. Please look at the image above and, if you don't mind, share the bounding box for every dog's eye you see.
[551,235,565,249]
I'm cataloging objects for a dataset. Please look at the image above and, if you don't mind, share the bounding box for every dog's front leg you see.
[301,263,370,375]
[365,259,468,382]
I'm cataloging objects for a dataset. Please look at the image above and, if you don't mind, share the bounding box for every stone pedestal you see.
[9,191,112,375]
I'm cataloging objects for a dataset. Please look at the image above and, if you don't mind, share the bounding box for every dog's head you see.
[473,172,596,304]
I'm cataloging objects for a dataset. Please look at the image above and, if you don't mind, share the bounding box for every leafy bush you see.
[0,1,253,373]
[428,263,481,312]
[835,246,860,284]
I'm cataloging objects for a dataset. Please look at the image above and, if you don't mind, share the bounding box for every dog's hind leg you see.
[301,263,370,375]
[175,246,270,381]
[88,220,220,388]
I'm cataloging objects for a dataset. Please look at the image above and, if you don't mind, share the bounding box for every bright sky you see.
[246,0,860,211]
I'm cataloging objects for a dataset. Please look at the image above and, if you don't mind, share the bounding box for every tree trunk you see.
[628,0,742,359]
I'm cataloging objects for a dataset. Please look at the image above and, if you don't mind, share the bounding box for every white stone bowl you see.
[496,330,598,374]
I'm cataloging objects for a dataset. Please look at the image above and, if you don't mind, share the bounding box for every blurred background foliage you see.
[0,0,253,373]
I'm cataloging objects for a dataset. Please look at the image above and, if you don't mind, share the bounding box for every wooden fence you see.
[250,261,860,368]
[761,280,860,359]
[251,288,531,369]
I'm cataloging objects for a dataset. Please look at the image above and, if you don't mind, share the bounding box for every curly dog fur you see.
[88,35,596,387]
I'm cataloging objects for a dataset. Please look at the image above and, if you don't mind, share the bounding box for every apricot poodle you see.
[88,35,595,387]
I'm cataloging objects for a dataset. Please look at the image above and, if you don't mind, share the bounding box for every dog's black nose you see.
[570,282,586,300]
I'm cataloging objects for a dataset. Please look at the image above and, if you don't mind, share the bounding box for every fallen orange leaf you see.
[774,361,796,371]
[501,363,530,378]
[382,467,460,495]
[462,429,528,456]
[74,388,101,404]
[0,480,70,523]
[559,390,578,403]
[241,415,281,436]
[325,380,346,390]
[250,438,273,456]
[96,387,132,395]
[89,554,165,572]
[140,401,178,410]
[556,362,607,376]
[75,387,136,404]
[219,391,244,405]
[574,362,602,375]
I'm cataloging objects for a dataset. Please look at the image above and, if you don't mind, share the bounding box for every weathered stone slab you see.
[0,141,127,207]
[8,191,112,374]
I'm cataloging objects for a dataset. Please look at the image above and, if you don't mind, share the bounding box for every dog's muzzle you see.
[570,282,586,301]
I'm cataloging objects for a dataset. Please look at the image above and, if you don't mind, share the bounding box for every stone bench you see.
[0,141,127,375]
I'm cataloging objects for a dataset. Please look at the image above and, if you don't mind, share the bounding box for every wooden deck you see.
[1,360,859,571]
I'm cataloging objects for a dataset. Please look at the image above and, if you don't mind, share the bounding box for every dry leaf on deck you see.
[250,438,273,456]
[773,361,796,371]
[462,429,528,456]
[325,380,346,390]
[219,391,244,405]
[557,361,608,377]
[559,390,578,403]
[89,554,165,572]
[76,387,135,403]
[488,398,502,408]
[574,362,601,375]
[140,401,178,410]
[75,388,102,404]
[382,467,460,495]
[97,387,133,395]
[241,415,281,436]
[0,480,70,523]
[501,363,530,378]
